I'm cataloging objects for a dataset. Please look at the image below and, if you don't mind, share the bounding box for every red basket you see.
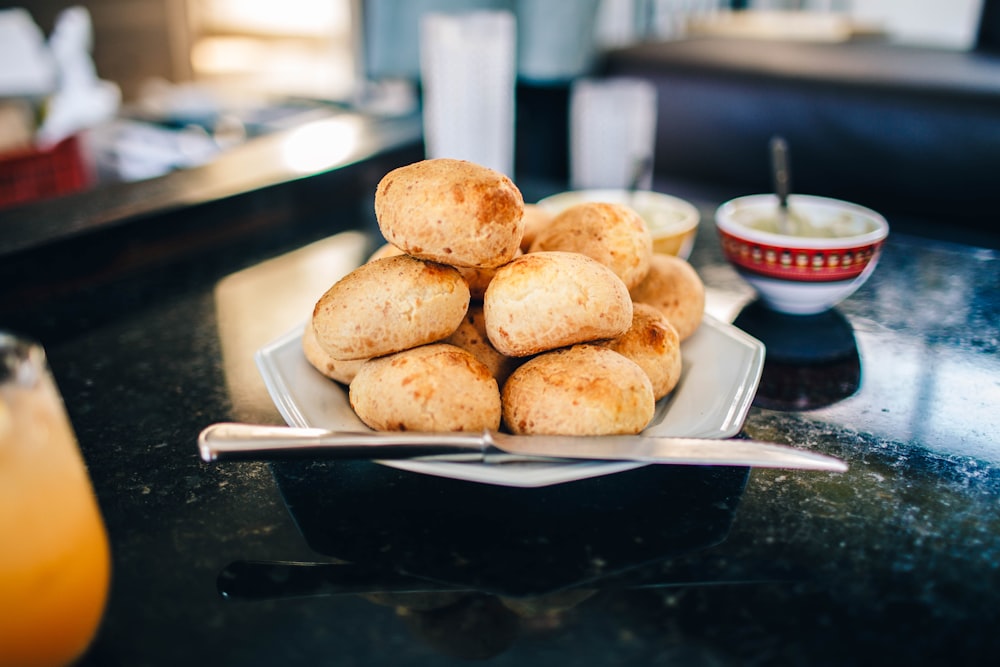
[0,135,92,210]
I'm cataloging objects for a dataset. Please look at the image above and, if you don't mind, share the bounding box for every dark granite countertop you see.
[2,135,999,665]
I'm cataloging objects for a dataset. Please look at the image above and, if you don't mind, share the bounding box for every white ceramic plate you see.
[254,315,764,488]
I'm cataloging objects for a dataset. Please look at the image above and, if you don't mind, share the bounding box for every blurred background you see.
[0,0,993,214]
[0,1,985,104]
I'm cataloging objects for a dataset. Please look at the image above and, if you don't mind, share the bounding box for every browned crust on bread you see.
[457,257,510,302]
[374,158,525,268]
[349,343,501,432]
[528,202,652,289]
[313,254,470,360]
[483,251,633,357]
[501,345,654,435]
[599,303,682,400]
[629,253,705,341]
[444,304,521,386]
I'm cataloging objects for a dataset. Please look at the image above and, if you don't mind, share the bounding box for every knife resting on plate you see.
[198,423,847,472]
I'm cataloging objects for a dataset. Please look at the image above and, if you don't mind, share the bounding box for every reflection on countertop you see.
[270,460,749,598]
[733,300,861,411]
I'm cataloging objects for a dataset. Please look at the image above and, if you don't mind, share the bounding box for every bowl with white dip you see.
[715,194,889,315]
[537,189,700,259]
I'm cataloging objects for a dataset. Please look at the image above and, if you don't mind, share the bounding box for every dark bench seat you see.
[599,37,1000,234]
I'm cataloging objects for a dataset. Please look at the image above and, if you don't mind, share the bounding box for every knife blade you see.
[198,423,847,472]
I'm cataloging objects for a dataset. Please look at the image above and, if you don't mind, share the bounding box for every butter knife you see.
[198,423,847,472]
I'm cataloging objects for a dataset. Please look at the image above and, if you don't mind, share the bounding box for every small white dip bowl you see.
[537,189,700,259]
[715,194,889,315]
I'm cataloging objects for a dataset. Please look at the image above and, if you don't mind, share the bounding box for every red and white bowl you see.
[715,194,889,314]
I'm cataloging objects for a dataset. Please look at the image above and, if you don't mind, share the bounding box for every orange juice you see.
[0,337,110,667]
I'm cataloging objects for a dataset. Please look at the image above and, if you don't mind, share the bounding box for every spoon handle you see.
[770,136,791,209]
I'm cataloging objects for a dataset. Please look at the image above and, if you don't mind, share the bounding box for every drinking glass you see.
[0,332,110,667]
[419,10,517,177]
[569,77,658,190]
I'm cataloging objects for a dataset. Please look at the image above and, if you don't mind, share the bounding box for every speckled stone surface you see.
[3,181,999,666]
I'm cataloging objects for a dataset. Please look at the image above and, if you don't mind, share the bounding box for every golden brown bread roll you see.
[458,266,495,302]
[519,203,554,252]
[599,303,682,400]
[444,304,521,386]
[349,343,501,432]
[301,320,366,385]
[367,242,514,301]
[313,254,470,360]
[456,249,518,301]
[483,251,633,357]
[629,253,705,341]
[501,345,655,435]
[374,158,525,268]
[528,201,653,290]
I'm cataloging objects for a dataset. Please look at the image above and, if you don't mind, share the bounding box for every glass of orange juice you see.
[0,332,111,667]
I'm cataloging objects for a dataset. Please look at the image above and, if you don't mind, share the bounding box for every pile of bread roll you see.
[303,158,705,436]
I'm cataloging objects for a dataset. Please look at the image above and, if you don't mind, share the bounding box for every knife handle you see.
[198,422,487,463]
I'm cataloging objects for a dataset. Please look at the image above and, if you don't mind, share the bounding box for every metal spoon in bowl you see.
[770,136,792,235]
